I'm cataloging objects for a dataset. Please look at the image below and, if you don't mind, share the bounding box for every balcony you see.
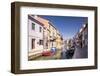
[49,36,57,41]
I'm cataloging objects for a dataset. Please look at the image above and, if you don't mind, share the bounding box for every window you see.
[32,23,35,30]
[39,27,42,32]
[39,40,43,45]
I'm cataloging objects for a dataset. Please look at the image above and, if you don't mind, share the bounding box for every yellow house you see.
[49,22,57,48]
[56,31,63,49]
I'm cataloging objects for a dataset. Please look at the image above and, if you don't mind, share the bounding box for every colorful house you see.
[28,15,63,57]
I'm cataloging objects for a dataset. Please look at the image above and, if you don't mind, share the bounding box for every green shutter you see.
[32,23,35,30]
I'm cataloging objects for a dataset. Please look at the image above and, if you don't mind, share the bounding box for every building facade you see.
[81,23,88,47]
[33,15,50,50]
[28,15,63,56]
[28,15,44,54]
[56,31,63,49]
[74,23,88,48]
[49,22,57,48]
[34,15,63,50]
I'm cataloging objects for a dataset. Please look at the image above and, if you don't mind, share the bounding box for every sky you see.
[40,15,88,40]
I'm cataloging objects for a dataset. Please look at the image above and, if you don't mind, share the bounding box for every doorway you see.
[32,39,35,49]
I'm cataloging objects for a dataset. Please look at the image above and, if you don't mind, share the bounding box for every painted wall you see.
[28,18,44,52]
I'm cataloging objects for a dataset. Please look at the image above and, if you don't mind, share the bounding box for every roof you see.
[28,15,44,27]
[32,15,50,28]
[28,15,62,36]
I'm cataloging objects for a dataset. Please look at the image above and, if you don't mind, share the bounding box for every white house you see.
[28,15,44,55]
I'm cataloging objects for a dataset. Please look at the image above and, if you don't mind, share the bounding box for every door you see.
[32,39,35,49]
